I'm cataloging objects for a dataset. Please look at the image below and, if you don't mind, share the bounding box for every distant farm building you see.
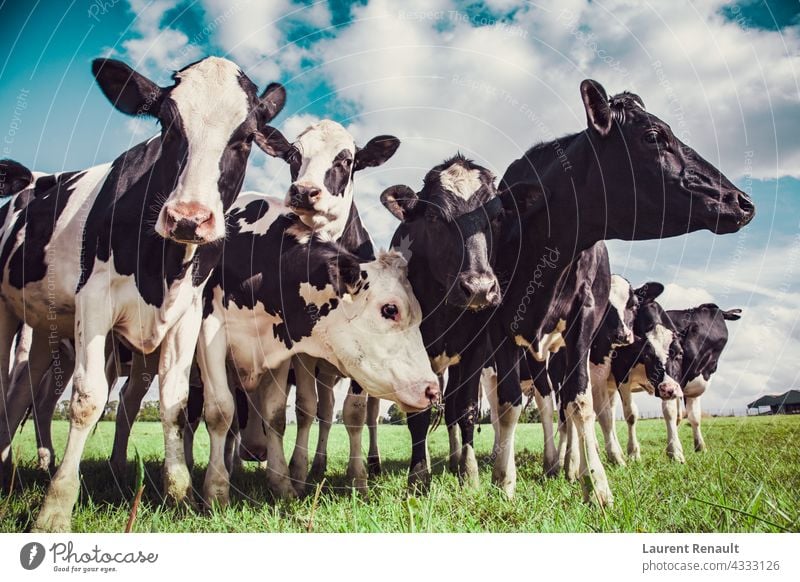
[747,390,800,415]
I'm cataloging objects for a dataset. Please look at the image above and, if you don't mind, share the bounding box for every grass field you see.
[1,415,798,532]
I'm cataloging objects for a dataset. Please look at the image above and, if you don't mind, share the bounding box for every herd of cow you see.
[0,56,754,532]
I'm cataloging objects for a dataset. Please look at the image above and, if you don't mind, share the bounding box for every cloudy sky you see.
[0,0,798,418]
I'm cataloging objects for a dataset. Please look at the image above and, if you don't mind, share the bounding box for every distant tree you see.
[52,401,70,421]
[137,401,161,422]
[102,400,118,422]
[519,403,541,424]
[386,403,406,425]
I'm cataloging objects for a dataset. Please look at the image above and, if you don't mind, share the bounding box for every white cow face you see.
[92,57,286,245]
[323,250,439,412]
[255,120,400,238]
[607,274,636,347]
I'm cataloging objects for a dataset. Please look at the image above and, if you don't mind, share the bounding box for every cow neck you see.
[338,202,375,261]
[497,131,607,340]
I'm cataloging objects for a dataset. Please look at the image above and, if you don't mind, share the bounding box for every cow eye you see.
[381,304,400,321]
[644,131,661,145]
[339,157,352,170]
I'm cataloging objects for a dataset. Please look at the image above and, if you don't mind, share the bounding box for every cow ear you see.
[254,126,297,161]
[328,252,362,296]
[380,185,418,221]
[258,82,286,123]
[580,79,612,137]
[722,308,742,321]
[0,159,33,197]
[92,58,163,117]
[354,135,400,171]
[634,282,664,303]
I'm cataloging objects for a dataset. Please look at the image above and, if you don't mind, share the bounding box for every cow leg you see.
[561,347,612,506]
[366,395,381,477]
[406,407,432,493]
[289,355,318,494]
[183,366,204,473]
[456,344,486,489]
[444,367,461,474]
[483,368,501,460]
[592,378,625,466]
[343,381,368,492]
[3,332,54,478]
[259,361,294,499]
[492,338,522,498]
[618,383,641,460]
[0,313,24,489]
[159,310,203,505]
[33,298,112,532]
[195,311,234,506]
[308,369,337,481]
[110,351,157,480]
[34,343,75,473]
[686,396,705,452]
[662,398,685,463]
[529,356,559,477]
[561,404,580,482]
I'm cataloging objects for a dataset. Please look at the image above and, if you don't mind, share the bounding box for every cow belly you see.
[589,357,612,388]
[683,375,708,398]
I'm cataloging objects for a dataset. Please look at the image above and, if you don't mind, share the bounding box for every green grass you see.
[1,415,798,532]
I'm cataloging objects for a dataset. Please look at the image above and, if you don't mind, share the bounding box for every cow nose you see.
[425,382,441,403]
[163,201,214,242]
[459,273,501,309]
[289,184,321,209]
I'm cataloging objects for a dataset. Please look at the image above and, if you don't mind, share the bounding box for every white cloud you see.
[658,283,715,309]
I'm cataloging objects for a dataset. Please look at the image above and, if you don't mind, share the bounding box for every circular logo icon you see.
[20,542,46,570]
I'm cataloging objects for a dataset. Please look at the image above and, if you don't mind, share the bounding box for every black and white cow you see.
[489,79,754,504]
[103,120,402,491]
[0,57,286,531]
[380,154,502,490]
[196,192,439,503]
[611,296,741,462]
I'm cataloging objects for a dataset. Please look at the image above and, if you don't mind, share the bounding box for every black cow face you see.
[381,155,502,310]
[580,79,755,239]
[92,57,286,245]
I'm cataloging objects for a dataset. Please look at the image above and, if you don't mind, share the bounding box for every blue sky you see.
[0,0,798,416]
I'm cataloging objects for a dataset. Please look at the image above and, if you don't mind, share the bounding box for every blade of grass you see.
[124,447,146,533]
[306,478,325,533]
[689,496,790,532]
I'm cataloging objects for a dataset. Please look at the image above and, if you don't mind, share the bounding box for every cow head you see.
[0,159,34,198]
[254,120,399,237]
[579,79,755,239]
[380,155,502,310]
[627,282,683,399]
[92,57,286,245]
[603,274,637,347]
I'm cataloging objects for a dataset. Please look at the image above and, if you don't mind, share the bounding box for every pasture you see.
[1,415,798,533]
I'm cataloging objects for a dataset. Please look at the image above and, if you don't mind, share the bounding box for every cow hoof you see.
[308,462,326,483]
[628,449,641,462]
[268,478,298,501]
[667,449,686,464]
[346,461,368,493]
[458,447,479,489]
[564,464,579,482]
[32,508,72,533]
[203,484,230,509]
[448,453,461,475]
[367,456,382,477]
[407,461,430,495]
[582,475,614,508]
[163,466,192,504]
[607,452,626,467]
[694,442,706,453]
[288,461,310,493]
[543,458,561,478]
[37,449,53,473]
[491,469,516,499]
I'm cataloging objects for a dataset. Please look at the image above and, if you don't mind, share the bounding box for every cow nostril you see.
[425,383,440,402]
[738,192,754,213]
[307,188,321,202]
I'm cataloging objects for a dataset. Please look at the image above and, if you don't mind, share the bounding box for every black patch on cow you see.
[4,171,83,289]
[323,149,353,197]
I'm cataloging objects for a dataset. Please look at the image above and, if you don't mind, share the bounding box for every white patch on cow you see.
[528,319,567,361]
[235,192,287,234]
[158,57,250,240]
[298,282,336,310]
[439,163,482,200]
[431,352,460,374]
[646,324,673,363]
[608,274,632,343]
[683,374,709,398]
